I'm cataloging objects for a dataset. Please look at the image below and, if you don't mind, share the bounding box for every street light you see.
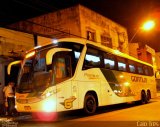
[129,20,155,43]
[141,20,155,31]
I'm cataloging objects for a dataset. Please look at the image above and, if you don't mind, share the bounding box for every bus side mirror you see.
[46,48,72,65]
[46,49,56,65]
[7,60,22,75]
[155,71,160,79]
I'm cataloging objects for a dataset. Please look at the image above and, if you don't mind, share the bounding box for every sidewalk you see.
[0,115,14,122]
[0,114,32,122]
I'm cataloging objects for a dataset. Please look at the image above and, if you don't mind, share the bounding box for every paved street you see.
[72,97,160,121]
[1,95,160,127]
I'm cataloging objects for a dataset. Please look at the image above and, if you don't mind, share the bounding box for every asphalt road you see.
[1,96,160,127]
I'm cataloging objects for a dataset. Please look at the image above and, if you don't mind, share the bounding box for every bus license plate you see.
[24,106,31,111]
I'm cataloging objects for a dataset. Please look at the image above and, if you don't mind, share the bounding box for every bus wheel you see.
[147,90,151,102]
[84,94,97,115]
[141,91,147,104]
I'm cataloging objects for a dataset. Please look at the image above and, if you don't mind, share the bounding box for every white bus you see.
[10,38,156,115]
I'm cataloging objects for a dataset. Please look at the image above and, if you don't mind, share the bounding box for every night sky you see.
[1,0,160,51]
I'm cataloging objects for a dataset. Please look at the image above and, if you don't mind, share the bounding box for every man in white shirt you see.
[3,82,15,116]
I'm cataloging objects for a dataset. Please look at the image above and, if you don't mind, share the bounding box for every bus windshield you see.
[17,50,53,93]
[17,42,84,93]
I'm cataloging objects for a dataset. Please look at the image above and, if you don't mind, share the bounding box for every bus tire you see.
[83,93,97,115]
[141,91,148,104]
[147,90,151,102]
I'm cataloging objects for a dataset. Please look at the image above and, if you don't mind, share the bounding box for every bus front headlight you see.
[42,99,56,112]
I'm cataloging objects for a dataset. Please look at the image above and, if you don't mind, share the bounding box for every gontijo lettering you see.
[131,76,147,83]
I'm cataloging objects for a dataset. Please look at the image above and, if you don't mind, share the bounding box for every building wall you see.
[9,5,129,54]
[0,28,34,56]
[79,5,128,53]
[128,43,139,58]
[145,45,156,69]
[137,48,149,63]
[10,6,81,41]
[155,52,160,92]
[129,43,157,71]
[155,52,160,70]
[137,45,156,66]
[0,27,34,86]
[38,36,53,46]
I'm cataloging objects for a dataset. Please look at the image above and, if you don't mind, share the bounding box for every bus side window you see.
[129,64,136,73]
[83,47,101,69]
[144,66,149,76]
[118,62,126,71]
[117,57,127,72]
[148,66,154,76]
[55,58,66,78]
[128,60,136,73]
[137,64,144,74]
[103,53,115,69]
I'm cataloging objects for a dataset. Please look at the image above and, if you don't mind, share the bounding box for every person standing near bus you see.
[3,82,15,116]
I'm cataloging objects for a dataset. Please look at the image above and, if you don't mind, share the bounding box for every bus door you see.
[52,51,74,112]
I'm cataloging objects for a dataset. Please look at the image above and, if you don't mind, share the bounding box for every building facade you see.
[155,52,160,70]
[0,27,34,86]
[10,5,129,53]
[128,43,139,58]
[129,43,156,68]
[155,52,160,91]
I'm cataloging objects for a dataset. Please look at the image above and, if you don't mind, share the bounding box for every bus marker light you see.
[124,82,130,86]
[114,50,120,54]
[46,92,51,97]
[119,75,124,78]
